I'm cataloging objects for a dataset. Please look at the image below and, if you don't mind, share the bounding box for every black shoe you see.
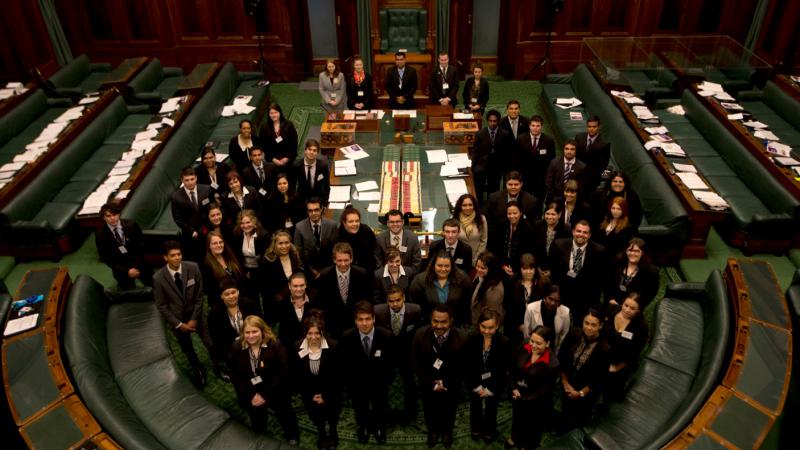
[375,428,387,445]
[471,431,481,441]
[483,432,499,444]
[357,427,369,444]
[504,438,516,449]
[442,433,453,448]
[192,367,207,389]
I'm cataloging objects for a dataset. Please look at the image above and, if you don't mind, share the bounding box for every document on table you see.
[766,142,792,157]
[754,130,780,141]
[727,113,744,120]
[676,172,708,190]
[78,96,99,105]
[774,157,800,166]
[393,110,417,118]
[328,202,346,210]
[720,102,743,111]
[698,81,723,92]
[4,314,39,337]
[713,92,735,101]
[108,167,131,177]
[453,112,473,119]
[661,143,686,157]
[426,149,448,163]
[334,159,357,176]
[367,203,380,213]
[1,162,25,172]
[623,96,645,105]
[440,164,460,177]
[554,97,582,109]
[644,126,669,135]
[693,190,729,209]
[742,120,767,129]
[355,180,379,191]
[442,179,469,195]
[447,153,471,168]
[159,97,182,113]
[0,171,16,181]
[673,163,697,173]
[341,144,369,160]
[329,185,351,203]
[135,129,159,141]
[358,191,381,201]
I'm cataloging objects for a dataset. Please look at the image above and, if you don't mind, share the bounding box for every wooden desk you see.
[0,82,36,118]
[773,74,800,103]
[177,62,221,95]
[691,86,800,200]
[99,57,149,90]
[610,95,726,258]
[326,111,381,133]
[373,53,432,108]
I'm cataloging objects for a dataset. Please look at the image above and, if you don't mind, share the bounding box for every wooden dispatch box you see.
[320,122,356,147]
[443,121,478,145]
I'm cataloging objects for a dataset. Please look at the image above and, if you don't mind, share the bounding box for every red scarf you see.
[354,70,365,85]
[523,345,550,369]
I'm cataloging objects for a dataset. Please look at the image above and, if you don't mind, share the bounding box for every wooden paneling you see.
[756,0,800,72]
[0,0,59,83]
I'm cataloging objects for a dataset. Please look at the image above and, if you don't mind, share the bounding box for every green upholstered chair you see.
[379,9,427,53]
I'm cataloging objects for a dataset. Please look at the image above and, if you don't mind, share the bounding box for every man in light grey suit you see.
[374,209,422,272]
[294,197,338,277]
[153,240,216,388]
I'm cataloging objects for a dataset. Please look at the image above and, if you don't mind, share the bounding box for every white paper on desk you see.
[355,180,379,191]
[661,142,686,157]
[329,185,351,202]
[1,162,25,172]
[113,159,136,169]
[453,112,473,119]
[673,163,697,173]
[4,314,39,337]
[698,81,724,92]
[367,203,380,213]
[447,156,471,169]
[146,122,164,131]
[132,139,160,151]
[693,190,728,209]
[0,180,6,190]
[676,172,708,190]
[570,111,583,121]
[393,110,417,118]
[0,171,16,181]
[13,152,38,163]
[426,149,448,163]
[233,95,253,105]
[556,97,578,105]
[25,141,49,152]
[766,142,792,157]
[623,96,645,104]
[221,105,236,117]
[161,117,175,127]
[667,105,685,115]
[727,113,744,120]
[421,208,438,232]
[610,90,635,98]
[122,149,144,160]
[697,90,716,97]
[159,101,180,114]
[77,204,103,216]
[442,179,469,194]
[358,191,381,201]
[774,156,800,166]
[742,120,767,129]
[6,82,23,89]
[721,102,743,111]
[341,144,369,160]
[334,159,357,176]
[440,164,460,177]
[105,174,129,184]
[713,92,735,101]
[754,130,780,141]
[79,96,99,105]
[115,189,130,200]
[0,89,13,99]
[643,140,662,150]
[108,167,131,176]
[645,126,669,135]
[328,202,347,210]
[135,129,159,141]
[369,110,386,119]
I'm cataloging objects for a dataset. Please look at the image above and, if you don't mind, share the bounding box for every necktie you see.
[307,165,313,188]
[511,119,517,138]
[363,335,371,355]
[448,246,454,258]
[189,190,197,209]
[564,162,573,184]
[391,312,402,335]
[588,137,593,147]
[114,226,124,244]
[573,247,584,273]
[313,223,321,247]
[533,136,539,151]
[338,274,348,302]
[174,272,183,293]
[489,128,496,145]
[257,166,264,183]
[392,235,400,248]
[436,334,446,347]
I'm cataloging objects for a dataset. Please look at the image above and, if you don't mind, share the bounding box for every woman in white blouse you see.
[318,59,347,113]
[453,193,488,265]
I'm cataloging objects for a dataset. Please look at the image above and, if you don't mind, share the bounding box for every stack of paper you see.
[727,113,744,120]
[54,106,85,123]
[774,156,800,166]
[442,179,469,195]
[329,185,351,203]
[742,120,767,129]
[570,111,583,121]
[355,180,379,191]
[713,91,735,101]
[698,81,724,92]
[676,172,708,190]
[554,97,583,109]
[720,102,743,111]
[453,112,473,119]
[754,130,780,141]
[0,82,28,100]
[644,126,669,135]
[610,90,636,98]
[392,110,417,118]
[221,95,256,116]
[78,96,99,105]
[159,96,183,114]
[632,106,656,120]
[425,149,448,163]
[623,96,645,105]
[766,142,792,157]
[661,142,686,157]
[666,105,686,115]
[693,190,729,210]
[341,144,369,160]
[673,163,697,173]
[334,159,357,176]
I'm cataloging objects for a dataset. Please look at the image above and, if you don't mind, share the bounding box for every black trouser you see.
[392,356,417,418]
[511,399,549,449]
[469,392,499,435]
[304,394,341,435]
[170,317,216,371]
[421,390,458,435]
[560,390,597,430]
[113,264,153,290]
[248,392,299,440]
[351,387,388,432]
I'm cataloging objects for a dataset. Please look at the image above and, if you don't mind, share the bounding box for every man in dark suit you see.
[385,52,418,109]
[483,171,539,228]
[412,303,466,448]
[241,146,277,201]
[374,209,422,272]
[294,197,338,277]
[96,203,152,289]
[374,286,422,422]
[170,166,212,261]
[499,100,529,140]
[429,52,459,107]
[153,241,216,388]
[545,140,586,204]
[427,218,473,274]
[341,301,393,444]
[314,242,373,338]
[291,138,330,204]
[550,220,606,321]
[575,116,610,195]
[514,115,556,200]
[470,109,515,202]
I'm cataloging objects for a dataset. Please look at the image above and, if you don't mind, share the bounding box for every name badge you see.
[433,358,443,369]
[455,258,464,265]
[259,188,267,196]
[201,198,209,205]
[442,83,450,90]
[481,372,492,380]
[517,380,528,388]
[567,270,577,278]
[118,245,127,254]
[333,78,339,84]
[251,375,262,385]
[621,330,633,340]
[285,220,293,228]
[317,173,324,181]
[406,324,415,332]
[471,97,478,103]
[210,182,218,189]
[374,349,382,357]
[275,136,283,143]
[539,148,547,155]
[619,284,627,292]
[186,278,196,287]
[357,90,364,96]
[331,93,337,99]
[399,245,408,252]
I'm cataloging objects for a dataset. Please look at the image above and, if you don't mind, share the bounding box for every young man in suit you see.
[374,285,422,422]
[575,116,610,195]
[315,242,373,337]
[374,209,422,272]
[429,52,459,107]
[412,303,466,448]
[294,197,338,278]
[515,115,556,200]
[153,241,217,388]
[549,220,606,322]
[385,52,418,109]
[341,301,393,444]
[483,171,539,229]
[427,218,473,274]
[241,146,277,201]
[96,203,152,289]
[545,140,586,204]
[170,167,212,261]
[470,109,515,202]
[499,100,529,140]
[291,138,330,204]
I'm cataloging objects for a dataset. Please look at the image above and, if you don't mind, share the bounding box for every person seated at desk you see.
[346,56,374,110]
[195,147,230,197]
[291,138,330,205]
[260,102,298,170]
[228,119,262,173]
[429,52,459,107]
[385,51,418,109]
[463,62,489,115]
[319,58,347,113]
[96,202,152,290]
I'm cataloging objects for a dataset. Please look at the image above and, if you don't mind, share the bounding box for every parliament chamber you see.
[1,1,799,449]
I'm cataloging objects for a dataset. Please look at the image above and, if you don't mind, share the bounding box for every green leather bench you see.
[49,54,112,96]
[127,58,185,102]
[63,274,289,449]
[541,65,690,261]
[122,63,269,250]
[739,81,800,151]
[544,270,731,449]
[661,91,800,249]
[0,90,72,161]
[0,96,149,259]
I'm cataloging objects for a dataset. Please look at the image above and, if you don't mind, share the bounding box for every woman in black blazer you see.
[506,253,551,347]
[195,147,231,196]
[373,247,414,302]
[260,230,305,320]
[592,196,636,259]
[263,173,306,235]
[201,230,247,305]
[228,119,263,173]
[462,63,490,115]
[199,203,235,247]
[231,210,270,303]
[345,56,374,110]
[228,315,299,444]
[604,237,659,310]
[220,171,260,223]
[556,179,591,230]
[407,249,473,326]
[465,310,510,443]
[207,279,262,378]
[588,170,643,230]
[487,201,535,277]
[276,273,322,345]
[507,325,560,450]
[292,313,342,449]
[531,202,570,272]
[603,293,648,402]
[260,103,298,171]
[336,206,377,273]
